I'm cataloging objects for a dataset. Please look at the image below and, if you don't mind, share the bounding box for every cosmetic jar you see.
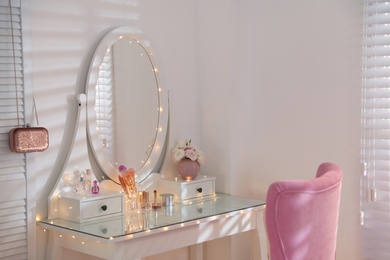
[160,193,174,207]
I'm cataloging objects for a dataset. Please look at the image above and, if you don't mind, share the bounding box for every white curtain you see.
[362,1,390,259]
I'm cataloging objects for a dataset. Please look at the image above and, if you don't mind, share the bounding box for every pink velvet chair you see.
[265,162,343,260]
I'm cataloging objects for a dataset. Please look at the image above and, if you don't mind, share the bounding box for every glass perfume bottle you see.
[73,169,80,193]
[85,169,92,192]
[91,180,100,194]
[75,175,87,196]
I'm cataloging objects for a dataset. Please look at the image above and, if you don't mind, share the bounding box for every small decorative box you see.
[58,189,123,223]
[158,176,216,204]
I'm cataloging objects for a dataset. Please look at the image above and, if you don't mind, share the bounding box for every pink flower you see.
[171,139,206,166]
[185,149,198,161]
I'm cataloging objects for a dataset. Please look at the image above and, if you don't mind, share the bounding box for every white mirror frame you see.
[85,27,168,184]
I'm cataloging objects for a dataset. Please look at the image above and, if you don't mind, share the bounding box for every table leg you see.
[253,208,268,260]
[45,230,62,260]
[190,243,204,260]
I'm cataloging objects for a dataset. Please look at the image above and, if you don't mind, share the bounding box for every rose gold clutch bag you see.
[9,126,49,153]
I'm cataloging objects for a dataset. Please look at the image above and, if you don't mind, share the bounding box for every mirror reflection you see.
[95,38,159,171]
[86,27,167,184]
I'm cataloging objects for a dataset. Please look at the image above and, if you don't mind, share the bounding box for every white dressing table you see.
[40,27,268,260]
[38,194,267,259]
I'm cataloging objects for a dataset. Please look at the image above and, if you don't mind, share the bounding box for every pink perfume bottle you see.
[91,180,100,194]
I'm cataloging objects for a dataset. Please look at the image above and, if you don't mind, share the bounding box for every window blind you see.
[362,1,390,259]
[0,0,27,259]
[96,48,114,162]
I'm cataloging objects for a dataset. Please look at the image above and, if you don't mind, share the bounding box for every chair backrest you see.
[265,162,343,260]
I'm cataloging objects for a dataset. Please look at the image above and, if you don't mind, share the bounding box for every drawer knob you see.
[197,188,203,193]
[102,228,108,234]
[101,205,108,211]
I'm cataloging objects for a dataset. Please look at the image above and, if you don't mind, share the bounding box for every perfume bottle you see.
[73,169,80,185]
[75,175,87,196]
[85,169,92,191]
[91,180,100,194]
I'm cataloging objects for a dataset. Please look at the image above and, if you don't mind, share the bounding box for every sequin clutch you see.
[9,126,49,153]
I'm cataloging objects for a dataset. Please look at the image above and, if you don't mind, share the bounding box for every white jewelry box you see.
[158,176,216,204]
[58,189,124,223]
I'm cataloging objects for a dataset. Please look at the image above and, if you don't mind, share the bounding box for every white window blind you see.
[96,48,114,162]
[0,0,27,259]
[362,1,390,259]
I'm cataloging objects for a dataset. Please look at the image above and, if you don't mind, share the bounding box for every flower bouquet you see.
[172,139,205,180]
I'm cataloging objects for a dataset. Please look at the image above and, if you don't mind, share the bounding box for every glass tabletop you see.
[38,193,265,240]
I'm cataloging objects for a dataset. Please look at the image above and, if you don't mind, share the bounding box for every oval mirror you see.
[86,27,168,184]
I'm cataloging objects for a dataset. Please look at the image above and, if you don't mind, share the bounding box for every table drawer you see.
[183,179,214,199]
[58,190,123,223]
[158,176,216,204]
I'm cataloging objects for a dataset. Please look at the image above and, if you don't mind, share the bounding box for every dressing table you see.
[37,27,268,259]
[38,194,266,259]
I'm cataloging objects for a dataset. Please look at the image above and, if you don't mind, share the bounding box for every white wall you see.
[198,0,362,259]
[28,0,362,259]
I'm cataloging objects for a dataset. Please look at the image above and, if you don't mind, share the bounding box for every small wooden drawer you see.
[158,176,216,204]
[58,189,123,223]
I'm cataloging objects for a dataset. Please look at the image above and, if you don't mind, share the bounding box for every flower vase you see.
[177,159,200,180]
